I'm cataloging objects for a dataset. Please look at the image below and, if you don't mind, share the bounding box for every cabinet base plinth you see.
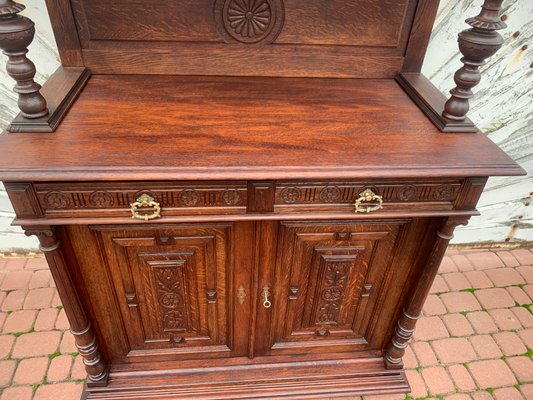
[82,358,409,399]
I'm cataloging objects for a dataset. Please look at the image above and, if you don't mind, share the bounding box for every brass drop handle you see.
[130,193,161,221]
[354,189,383,214]
[261,284,272,309]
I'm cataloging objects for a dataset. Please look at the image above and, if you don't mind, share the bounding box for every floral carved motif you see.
[216,0,284,44]
[397,185,417,201]
[155,267,187,331]
[319,186,341,203]
[89,191,114,208]
[316,262,351,325]
[432,185,454,201]
[222,189,242,206]
[280,187,301,204]
[180,189,199,207]
[44,191,69,209]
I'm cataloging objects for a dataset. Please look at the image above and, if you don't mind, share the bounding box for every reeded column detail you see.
[0,0,48,118]
[23,227,109,386]
[385,217,470,369]
[442,0,507,121]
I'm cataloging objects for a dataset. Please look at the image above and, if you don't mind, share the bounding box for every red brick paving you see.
[1,249,533,400]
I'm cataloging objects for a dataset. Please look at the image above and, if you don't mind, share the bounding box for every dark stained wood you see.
[402,0,440,73]
[385,216,470,368]
[0,0,48,119]
[0,1,525,398]
[82,47,403,78]
[2,178,479,221]
[247,181,276,213]
[443,0,507,122]
[3,182,42,218]
[67,0,417,78]
[9,67,91,133]
[21,226,109,386]
[266,220,409,356]
[0,75,524,182]
[44,0,83,66]
[396,73,478,132]
[90,224,239,361]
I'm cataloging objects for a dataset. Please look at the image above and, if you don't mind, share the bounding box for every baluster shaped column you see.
[385,217,470,369]
[442,0,507,121]
[0,0,48,118]
[23,227,109,386]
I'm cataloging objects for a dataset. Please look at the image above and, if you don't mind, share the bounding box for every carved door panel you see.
[92,223,241,360]
[263,220,408,356]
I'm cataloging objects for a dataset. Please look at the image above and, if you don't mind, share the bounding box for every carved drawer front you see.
[266,220,408,356]
[34,181,247,218]
[92,224,236,360]
[275,180,462,213]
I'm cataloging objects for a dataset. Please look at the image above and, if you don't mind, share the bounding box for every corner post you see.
[0,0,48,118]
[385,217,470,369]
[442,0,507,121]
[23,226,109,386]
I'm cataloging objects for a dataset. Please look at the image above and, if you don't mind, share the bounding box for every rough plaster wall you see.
[0,0,531,251]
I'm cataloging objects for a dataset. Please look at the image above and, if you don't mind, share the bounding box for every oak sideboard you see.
[0,0,524,398]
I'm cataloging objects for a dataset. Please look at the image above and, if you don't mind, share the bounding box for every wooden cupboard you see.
[0,0,524,398]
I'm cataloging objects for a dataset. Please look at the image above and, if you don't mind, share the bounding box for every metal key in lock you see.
[261,284,272,308]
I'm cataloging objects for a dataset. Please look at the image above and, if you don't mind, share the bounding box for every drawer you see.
[6,178,480,222]
[33,181,248,218]
[274,180,463,213]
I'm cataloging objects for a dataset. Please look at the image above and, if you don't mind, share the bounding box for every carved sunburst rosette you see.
[214,0,284,44]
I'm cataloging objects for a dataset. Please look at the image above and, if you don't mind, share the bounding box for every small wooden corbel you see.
[442,0,507,122]
[0,0,48,119]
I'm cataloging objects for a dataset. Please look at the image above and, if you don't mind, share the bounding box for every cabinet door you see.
[263,220,409,356]
[93,223,243,360]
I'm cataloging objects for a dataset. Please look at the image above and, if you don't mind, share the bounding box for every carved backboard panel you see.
[268,220,407,355]
[65,0,419,77]
[92,224,236,360]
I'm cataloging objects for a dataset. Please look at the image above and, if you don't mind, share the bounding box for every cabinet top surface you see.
[0,75,523,182]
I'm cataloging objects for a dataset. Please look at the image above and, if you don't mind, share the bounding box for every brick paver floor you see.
[0,247,532,400]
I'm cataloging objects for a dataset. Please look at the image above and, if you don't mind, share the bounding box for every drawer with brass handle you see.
[274,180,464,214]
[31,181,248,219]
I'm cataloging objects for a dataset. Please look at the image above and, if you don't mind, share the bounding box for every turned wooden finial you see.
[0,0,48,119]
[442,0,507,122]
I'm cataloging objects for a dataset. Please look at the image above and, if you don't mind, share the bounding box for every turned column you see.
[23,227,109,386]
[0,0,48,118]
[385,217,470,369]
[442,0,507,121]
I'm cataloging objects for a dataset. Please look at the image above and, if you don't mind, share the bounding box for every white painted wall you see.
[0,0,531,251]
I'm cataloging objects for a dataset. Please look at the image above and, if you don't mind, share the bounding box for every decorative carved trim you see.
[206,290,218,304]
[288,286,299,300]
[277,182,461,205]
[442,0,507,122]
[153,265,188,332]
[0,0,48,119]
[44,191,69,209]
[396,73,478,133]
[22,226,109,386]
[280,187,301,204]
[222,189,242,206]
[9,67,91,133]
[89,191,114,208]
[385,217,470,369]
[315,261,352,325]
[35,184,247,212]
[214,0,284,44]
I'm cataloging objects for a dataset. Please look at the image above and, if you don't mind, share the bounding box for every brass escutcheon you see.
[237,285,246,305]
